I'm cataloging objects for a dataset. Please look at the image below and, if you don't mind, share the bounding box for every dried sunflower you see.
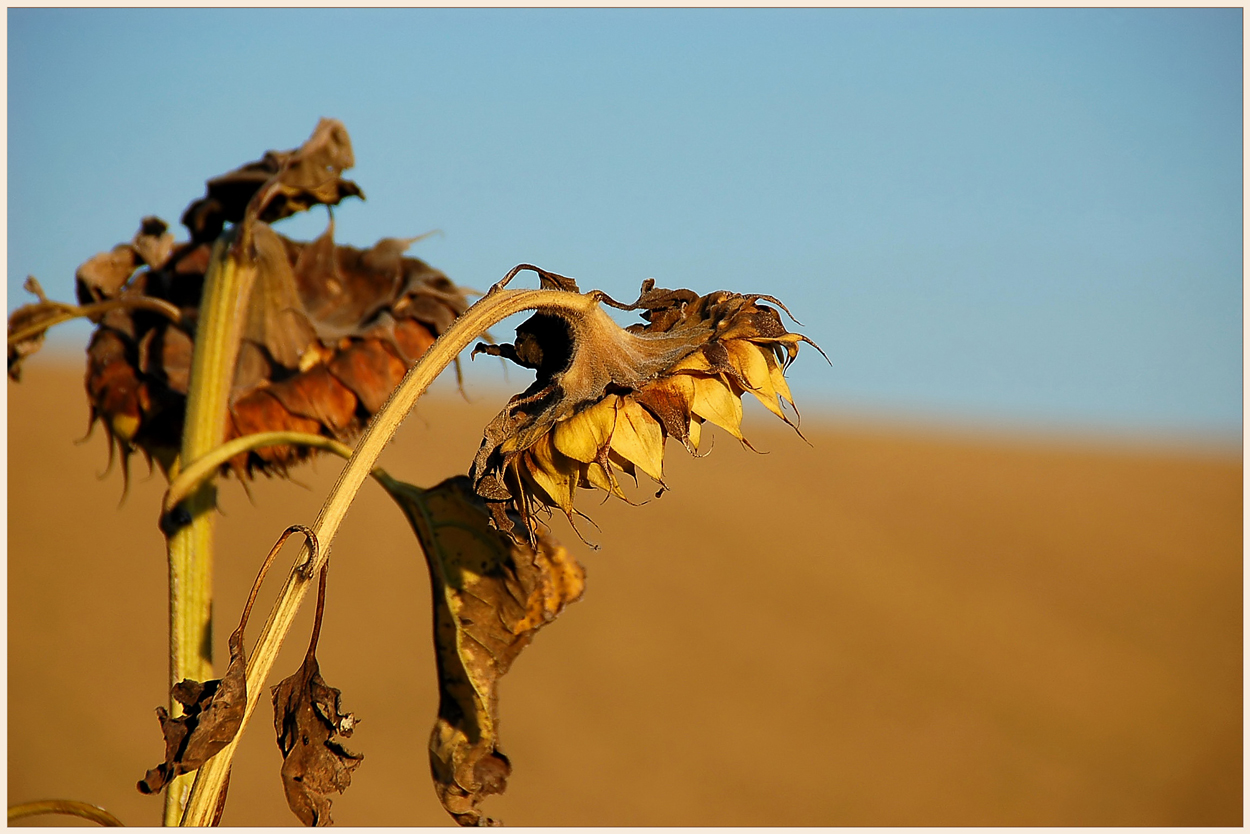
[470,268,820,541]
[70,120,470,480]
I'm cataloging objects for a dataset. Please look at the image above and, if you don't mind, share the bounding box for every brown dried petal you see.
[86,329,147,447]
[382,475,584,826]
[182,118,362,244]
[389,316,439,365]
[326,340,407,415]
[263,367,360,438]
[139,324,194,393]
[132,216,176,271]
[225,388,326,474]
[76,246,139,304]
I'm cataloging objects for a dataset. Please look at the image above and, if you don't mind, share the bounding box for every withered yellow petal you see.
[524,434,577,513]
[606,450,638,481]
[552,395,619,463]
[608,398,665,482]
[725,340,785,419]
[763,349,794,405]
[689,375,743,439]
[583,460,626,498]
[724,339,771,390]
[669,350,712,374]
[687,416,702,452]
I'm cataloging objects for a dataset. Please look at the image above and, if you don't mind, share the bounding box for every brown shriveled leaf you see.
[271,563,363,827]
[68,121,468,485]
[470,269,820,541]
[138,628,248,795]
[379,474,585,826]
[271,654,363,826]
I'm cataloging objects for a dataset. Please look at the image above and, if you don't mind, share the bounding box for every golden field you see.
[8,364,1242,826]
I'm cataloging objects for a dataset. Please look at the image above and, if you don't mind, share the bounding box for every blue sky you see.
[8,8,1243,441]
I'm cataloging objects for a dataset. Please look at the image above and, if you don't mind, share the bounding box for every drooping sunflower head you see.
[470,269,820,542]
[63,120,471,481]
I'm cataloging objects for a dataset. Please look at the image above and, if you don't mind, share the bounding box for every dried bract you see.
[471,272,816,540]
[9,277,64,380]
[382,474,585,826]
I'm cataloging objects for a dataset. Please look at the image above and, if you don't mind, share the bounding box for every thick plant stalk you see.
[163,229,257,825]
[180,280,598,825]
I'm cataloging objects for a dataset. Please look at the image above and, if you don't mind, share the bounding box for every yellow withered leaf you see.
[379,475,584,826]
[607,398,666,482]
[689,374,744,439]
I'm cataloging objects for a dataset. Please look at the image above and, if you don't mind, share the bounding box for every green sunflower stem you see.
[163,228,256,826]
[179,281,597,825]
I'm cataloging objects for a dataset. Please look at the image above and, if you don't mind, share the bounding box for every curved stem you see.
[162,432,358,517]
[180,283,598,824]
[9,799,124,827]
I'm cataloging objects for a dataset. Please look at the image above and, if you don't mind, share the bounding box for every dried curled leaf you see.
[471,272,818,540]
[8,223,181,382]
[272,563,363,827]
[8,277,63,380]
[138,628,247,795]
[381,474,585,826]
[70,121,468,482]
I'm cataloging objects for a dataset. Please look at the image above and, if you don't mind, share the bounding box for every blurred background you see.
[7,7,1243,827]
[8,7,1243,442]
